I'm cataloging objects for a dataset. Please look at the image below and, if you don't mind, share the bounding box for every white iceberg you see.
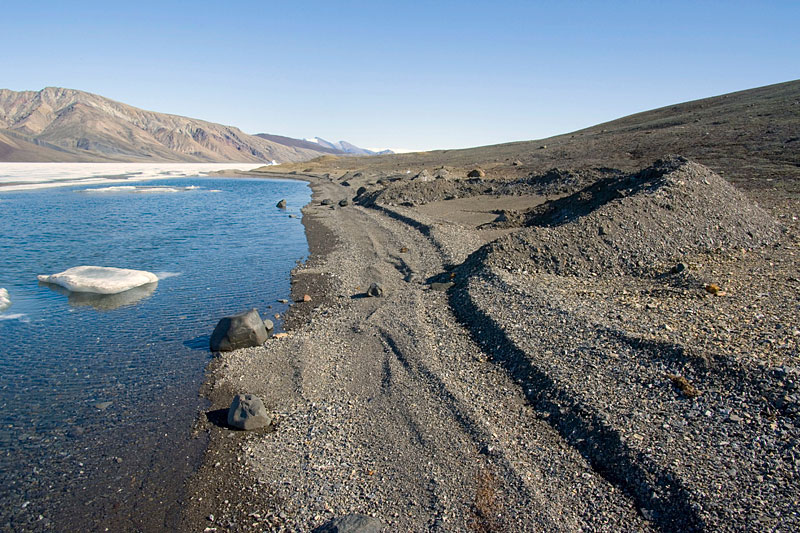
[37,266,159,294]
[0,288,10,311]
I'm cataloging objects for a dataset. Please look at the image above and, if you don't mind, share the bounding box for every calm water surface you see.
[0,176,310,531]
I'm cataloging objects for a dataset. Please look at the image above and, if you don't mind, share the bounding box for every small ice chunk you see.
[0,288,10,311]
[37,266,158,294]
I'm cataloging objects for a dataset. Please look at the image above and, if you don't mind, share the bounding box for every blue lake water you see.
[0,176,310,531]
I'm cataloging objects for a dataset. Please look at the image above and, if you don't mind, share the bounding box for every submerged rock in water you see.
[37,266,158,294]
[210,308,268,352]
[227,394,270,430]
[276,199,287,209]
[0,288,10,311]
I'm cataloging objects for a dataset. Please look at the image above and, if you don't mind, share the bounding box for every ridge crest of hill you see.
[0,87,341,163]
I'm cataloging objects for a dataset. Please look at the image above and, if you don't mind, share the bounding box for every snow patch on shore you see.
[38,266,159,294]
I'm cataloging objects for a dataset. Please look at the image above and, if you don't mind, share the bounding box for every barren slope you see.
[256,79,800,194]
[0,87,339,163]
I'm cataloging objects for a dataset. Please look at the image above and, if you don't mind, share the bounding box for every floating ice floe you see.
[81,185,202,194]
[154,271,181,280]
[37,266,159,294]
[0,313,27,322]
[0,288,11,311]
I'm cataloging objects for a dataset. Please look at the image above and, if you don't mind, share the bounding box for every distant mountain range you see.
[303,137,394,156]
[0,87,390,163]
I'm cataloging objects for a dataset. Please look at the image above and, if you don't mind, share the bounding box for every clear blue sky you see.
[2,1,798,152]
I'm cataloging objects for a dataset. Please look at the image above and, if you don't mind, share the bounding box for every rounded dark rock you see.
[367,283,384,297]
[227,394,270,430]
[210,308,269,352]
[313,514,382,533]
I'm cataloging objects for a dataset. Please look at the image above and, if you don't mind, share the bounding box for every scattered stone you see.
[512,160,523,166]
[467,168,485,178]
[263,319,274,335]
[430,282,454,292]
[289,214,299,218]
[94,401,112,410]
[666,374,702,398]
[539,145,547,149]
[705,283,726,296]
[339,199,350,207]
[313,514,382,533]
[210,308,269,352]
[367,283,384,297]
[412,170,433,182]
[356,186,367,196]
[277,299,289,304]
[341,181,351,187]
[321,199,333,206]
[672,262,688,274]
[273,332,289,339]
[227,394,270,430]
[303,294,312,302]
[400,247,408,253]
[276,199,287,209]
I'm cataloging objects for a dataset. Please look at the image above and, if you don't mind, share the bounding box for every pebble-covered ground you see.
[183,156,798,532]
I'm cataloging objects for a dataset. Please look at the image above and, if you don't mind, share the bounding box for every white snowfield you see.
[0,288,10,311]
[37,266,159,294]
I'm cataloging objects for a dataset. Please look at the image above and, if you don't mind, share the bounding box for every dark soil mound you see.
[357,167,618,207]
[480,157,782,277]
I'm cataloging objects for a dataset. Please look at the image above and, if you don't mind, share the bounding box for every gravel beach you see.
[183,82,799,532]
[182,155,798,532]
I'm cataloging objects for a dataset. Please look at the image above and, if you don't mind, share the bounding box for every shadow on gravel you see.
[205,408,230,429]
[448,285,705,533]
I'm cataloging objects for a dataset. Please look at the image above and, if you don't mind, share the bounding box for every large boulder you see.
[467,168,485,178]
[313,514,382,533]
[210,308,268,351]
[227,394,270,430]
